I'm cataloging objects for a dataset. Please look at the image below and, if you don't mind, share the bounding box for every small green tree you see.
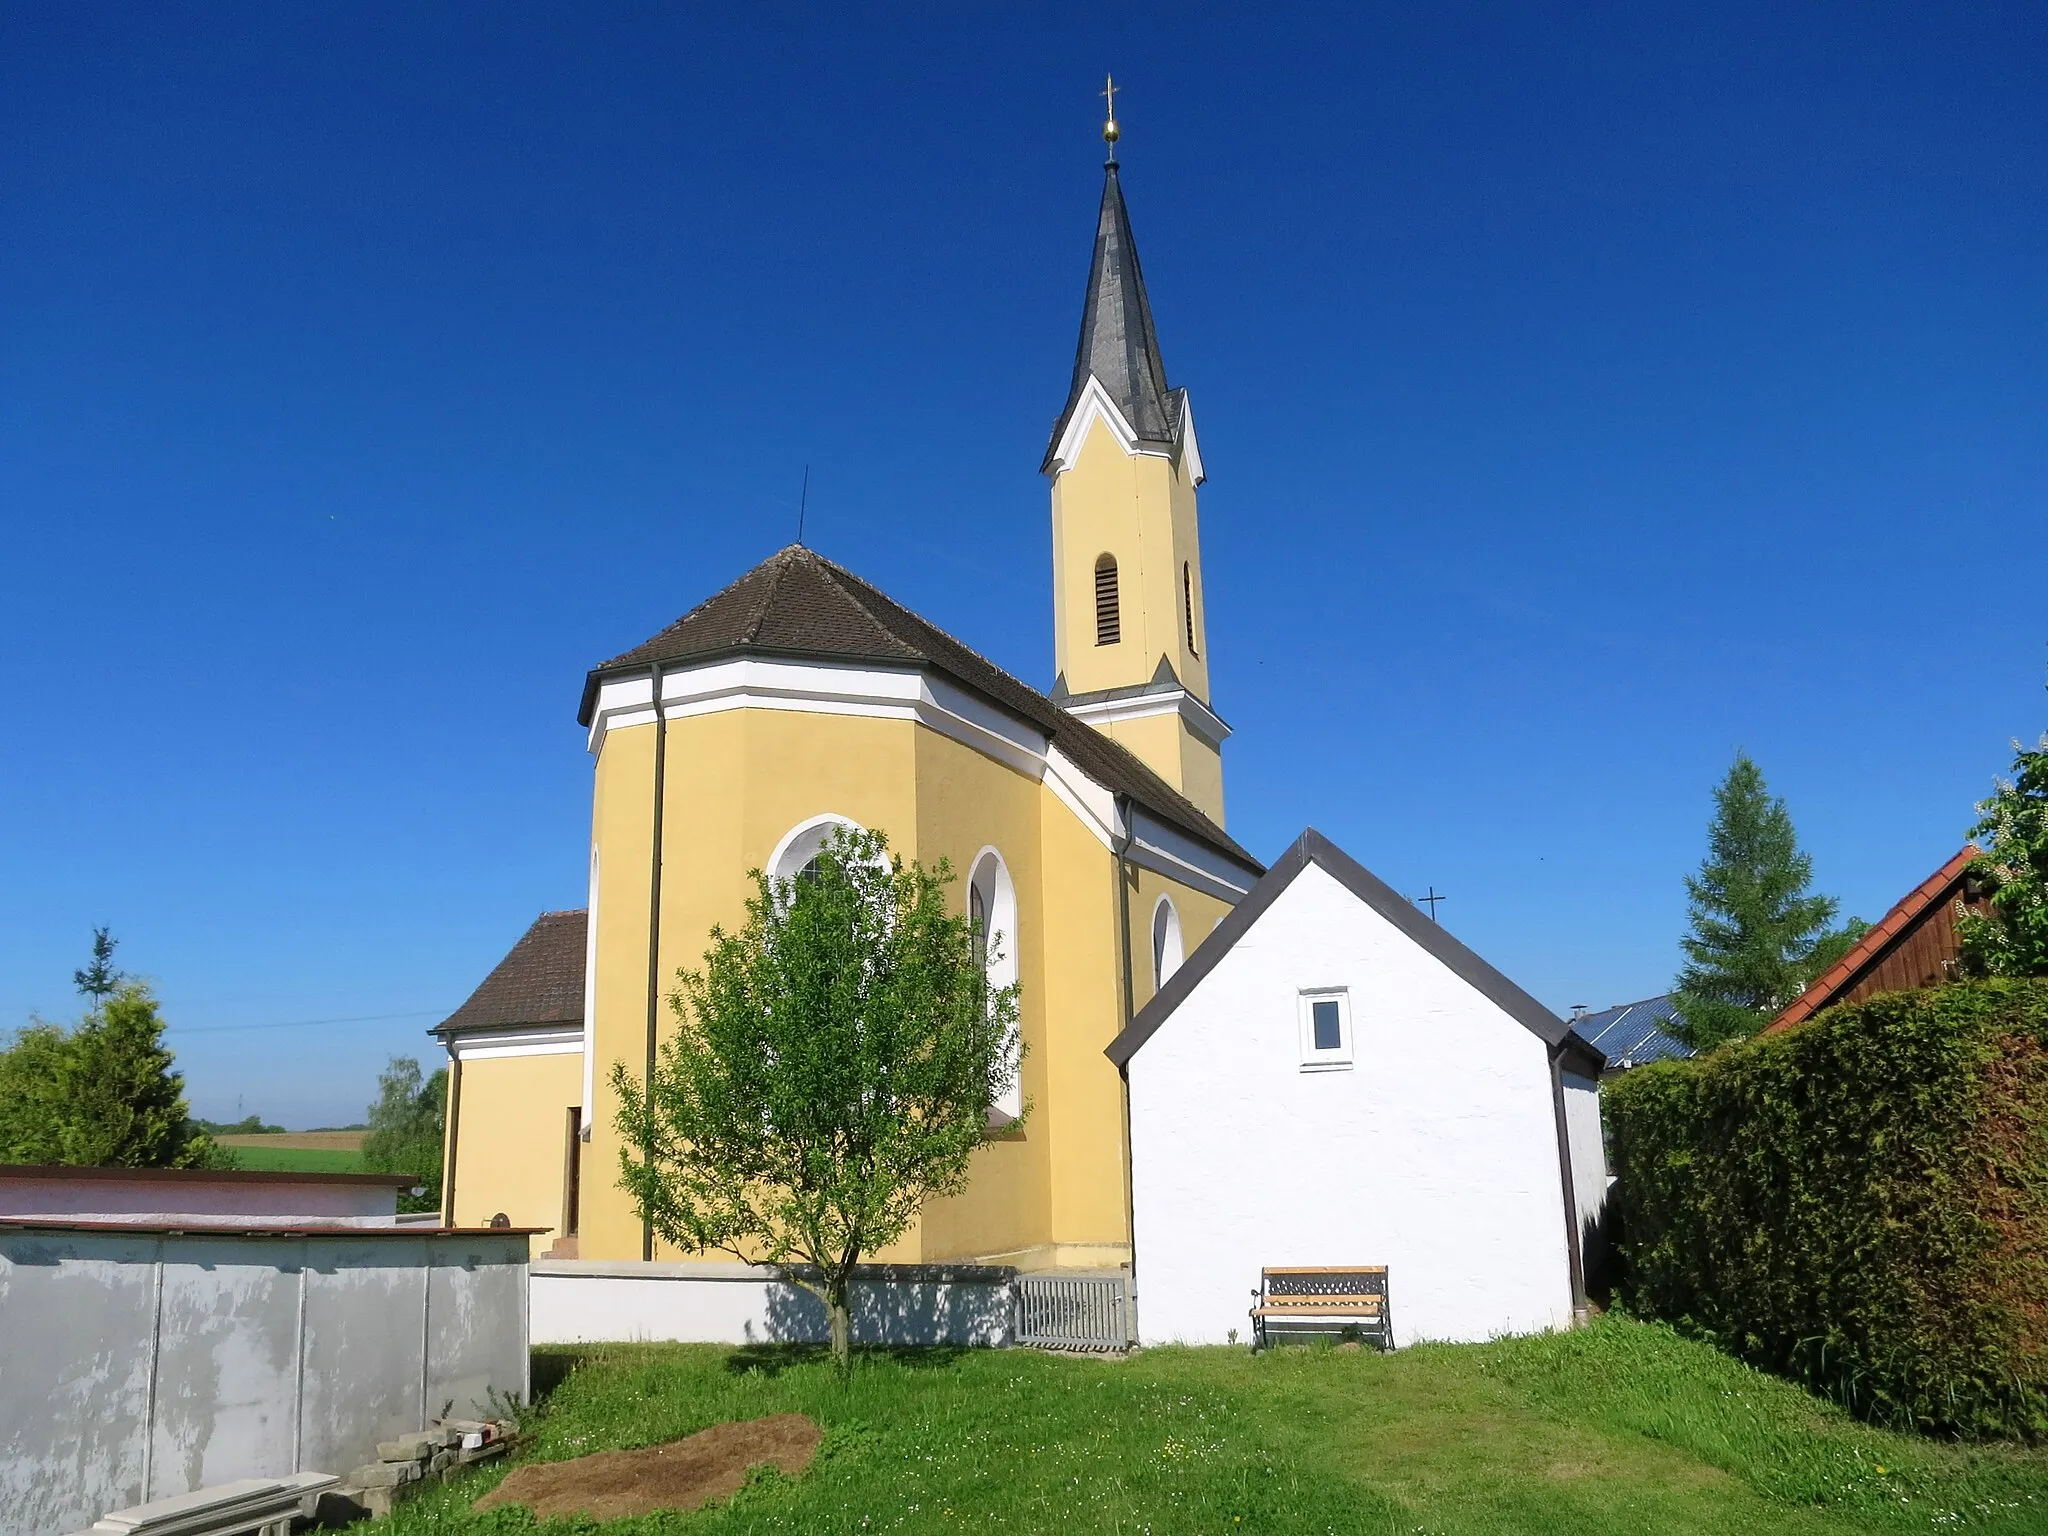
[360,1055,448,1214]
[73,926,124,1002]
[0,983,220,1167]
[613,827,1023,1371]
[1959,726,2048,978]
[1674,753,1849,1049]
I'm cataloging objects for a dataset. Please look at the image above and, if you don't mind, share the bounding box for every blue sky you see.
[3,4,2043,1127]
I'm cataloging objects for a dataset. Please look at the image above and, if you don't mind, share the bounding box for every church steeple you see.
[1044,90,1227,825]
[1042,161,1181,465]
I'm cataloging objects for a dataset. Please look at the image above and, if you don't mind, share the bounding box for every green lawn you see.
[217,1144,365,1173]
[385,1316,2048,1534]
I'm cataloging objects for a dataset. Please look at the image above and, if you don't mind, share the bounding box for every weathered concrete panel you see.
[0,1233,158,1536]
[2,1229,527,1536]
[426,1241,529,1422]
[297,1239,430,1479]
[149,1239,303,1495]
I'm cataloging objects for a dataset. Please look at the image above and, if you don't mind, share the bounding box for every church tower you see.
[1044,92,1227,824]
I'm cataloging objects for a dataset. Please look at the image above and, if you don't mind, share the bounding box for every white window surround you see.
[767,813,869,885]
[1297,988,1353,1072]
[1151,895,1184,990]
[970,846,1023,1122]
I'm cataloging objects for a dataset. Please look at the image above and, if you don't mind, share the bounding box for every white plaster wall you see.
[531,1263,1012,1348]
[1561,1072,1606,1236]
[1128,863,1576,1347]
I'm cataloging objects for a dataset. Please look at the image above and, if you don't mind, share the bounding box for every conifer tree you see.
[1959,724,2048,978]
[0,983,219,1167]
[1673,753,1844,1049]
[73,926,123,1001]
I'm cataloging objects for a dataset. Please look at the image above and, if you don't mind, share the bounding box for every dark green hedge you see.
[1607,979,2048,1439]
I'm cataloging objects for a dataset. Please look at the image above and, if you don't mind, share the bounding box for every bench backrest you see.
[1262,1266,1387,1301]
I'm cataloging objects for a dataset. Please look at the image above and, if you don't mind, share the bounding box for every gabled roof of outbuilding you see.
[1762,845,1980,1036]
[1569,994,1695,1069]
[577,545,1259,871]
[433,909,586,1037]
[1107,828,1579,1067]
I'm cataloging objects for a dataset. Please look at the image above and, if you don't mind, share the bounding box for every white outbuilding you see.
[1108,829,1609,1348]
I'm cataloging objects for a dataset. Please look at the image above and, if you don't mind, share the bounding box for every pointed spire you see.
[1043,143,1183,471]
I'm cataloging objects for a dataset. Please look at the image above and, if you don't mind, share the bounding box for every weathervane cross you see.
[1101,74,1121,154]
[1102,74,1118,121]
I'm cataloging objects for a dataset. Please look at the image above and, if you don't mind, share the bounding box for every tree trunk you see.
[827,1275,851,1373]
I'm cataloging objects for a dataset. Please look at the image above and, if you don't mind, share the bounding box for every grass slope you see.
[389,1318,2048,1535]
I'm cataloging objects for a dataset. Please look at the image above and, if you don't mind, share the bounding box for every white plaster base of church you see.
[530,1261,1014,1348]
[1125,852,1601,1348]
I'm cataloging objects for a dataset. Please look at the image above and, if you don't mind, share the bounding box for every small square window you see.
[1298,988,1353,1071]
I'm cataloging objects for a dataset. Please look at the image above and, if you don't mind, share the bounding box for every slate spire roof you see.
[1042,162,1186,470]
[577,545,1258,871]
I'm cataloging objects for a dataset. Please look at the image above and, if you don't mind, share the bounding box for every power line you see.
[166,1008,449,1036]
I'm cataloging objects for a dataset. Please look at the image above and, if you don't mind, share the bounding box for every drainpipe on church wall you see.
[640,661,668,1263]
[1113,795,1140,1341]
[440,1051,462,1227]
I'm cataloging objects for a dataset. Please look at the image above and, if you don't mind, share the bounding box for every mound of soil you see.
[473,1414,821,1521]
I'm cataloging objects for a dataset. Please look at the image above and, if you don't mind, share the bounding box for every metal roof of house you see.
[576,545,1259,872]
[434,910,586,1037]
[1568,995,1695,1069]
[1108,828,1593,1069]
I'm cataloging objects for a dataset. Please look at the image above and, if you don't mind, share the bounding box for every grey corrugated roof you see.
[434,910,586,1037]
[1042,163,1186,470]
[1108,829,1582,1067]
[577,546,1260,873]
[1568,995,1695,1069]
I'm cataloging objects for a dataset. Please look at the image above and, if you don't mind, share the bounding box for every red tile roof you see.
[1763,846,1978,1035]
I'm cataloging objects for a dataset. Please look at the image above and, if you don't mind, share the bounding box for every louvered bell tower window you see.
[1094,555,1120,646]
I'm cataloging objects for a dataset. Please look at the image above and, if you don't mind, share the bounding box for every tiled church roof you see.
[434,910,586,1037]
[578,545,1260,871]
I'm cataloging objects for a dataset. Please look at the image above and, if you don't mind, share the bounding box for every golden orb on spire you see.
[1101,74,1120,145]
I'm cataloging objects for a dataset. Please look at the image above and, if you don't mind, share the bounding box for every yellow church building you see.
[433,134,1262,1278]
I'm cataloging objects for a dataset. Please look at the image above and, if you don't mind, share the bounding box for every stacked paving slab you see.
[320,1419,516,1522]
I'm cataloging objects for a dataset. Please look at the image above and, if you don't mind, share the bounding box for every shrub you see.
[1606,978,2048,1439]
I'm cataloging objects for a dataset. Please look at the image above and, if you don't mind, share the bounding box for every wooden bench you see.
[1249,1266,1392,1352]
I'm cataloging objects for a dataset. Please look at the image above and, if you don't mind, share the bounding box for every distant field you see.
[217,1130,365,1152]
[216,1131,367,1173]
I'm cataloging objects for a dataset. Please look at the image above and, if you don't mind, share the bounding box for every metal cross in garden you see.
[1414,887,1446,922]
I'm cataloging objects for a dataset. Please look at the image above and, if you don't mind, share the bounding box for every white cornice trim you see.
[1045,376,1175,479]
[1061,687,1231,750]
[1044,376,1206,488]
[587,657,1049,779]
[1127,805,1259,903]
[586,654,1256,896]
[1178,391,1206,488]
[450,1023,585,1061]
[1043,743,1122,852]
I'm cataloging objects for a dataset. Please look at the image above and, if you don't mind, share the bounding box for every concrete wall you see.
[1562,1070,1610,1291]
[531,1260,1013,1348]
[0,1227,528,1536]
[1127,862,1578,1348]
[0,1171,402,1224]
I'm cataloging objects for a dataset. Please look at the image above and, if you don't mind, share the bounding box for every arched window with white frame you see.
[767,813,868,888]
[1152,895,1184,992]
[969,847,1023,1124]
